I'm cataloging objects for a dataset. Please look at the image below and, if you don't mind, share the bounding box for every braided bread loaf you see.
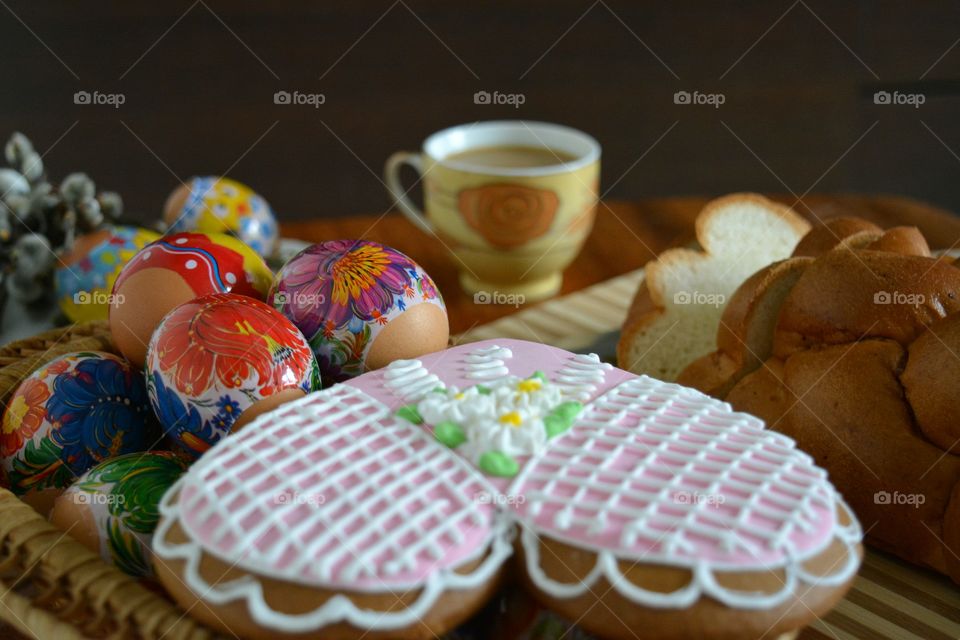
[678,217,960,581]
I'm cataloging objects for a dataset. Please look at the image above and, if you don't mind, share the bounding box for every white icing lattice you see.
[511,375,862,609]
[383,358,442,402]
[154,384,513,632]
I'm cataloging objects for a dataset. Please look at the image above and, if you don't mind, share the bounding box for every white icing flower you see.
[418,376,565,467]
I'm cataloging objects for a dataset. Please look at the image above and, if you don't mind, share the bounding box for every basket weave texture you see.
[0,321,215,640]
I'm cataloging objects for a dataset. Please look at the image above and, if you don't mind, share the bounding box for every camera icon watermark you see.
[874,490,925,508]
[873,290,924,307]
[473,290,525,308]
[74,290,124,305]
[72,491,125,506]
[473,90,526,108]
[873,90,925,108]
[273,291,326,306]
[274,90,326,108]
[673,90,725,108]
[673,290,725,308]
[74,90,126,109]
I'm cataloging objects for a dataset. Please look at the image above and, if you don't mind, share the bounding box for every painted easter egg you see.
[146,293,319,459]
[49,451,189,577]
[55,226,160,323]
[0,352,158,515]
[269,240,449,384]
[109,231,273,367]
[163,176,278,257]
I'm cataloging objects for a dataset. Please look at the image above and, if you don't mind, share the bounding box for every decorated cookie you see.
[109,231,273,367]
[153,339,862,640]
[146,293,319,459]
[49,451,189,577]
[1,352,157,515]
[163,176,278,256]
[55,226,160,323]
[270,240,448,384]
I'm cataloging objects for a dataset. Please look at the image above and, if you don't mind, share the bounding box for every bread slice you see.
[617,194,810,381]
[677,257,811,397]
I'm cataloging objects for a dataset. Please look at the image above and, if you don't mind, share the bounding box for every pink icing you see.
[175,339,844,592]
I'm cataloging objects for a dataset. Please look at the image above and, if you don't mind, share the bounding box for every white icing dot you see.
[141,249,152,260]
[175,237,188,245]
[225,272,237,284]
[185,259,198,270]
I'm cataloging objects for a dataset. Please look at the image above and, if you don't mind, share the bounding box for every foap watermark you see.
[474,90,526,108]
[475,492,526,506]
[274,90,326,108]
[673,290,725,308]
[72,491,125,506]
[674,90,725,108]
[474,290,525,308]
[74,90,125,109]
[74,291,124,305]
[873,290,924,307]
[273,491,326,506]
[273,291,326,306]
[873,90,925,108]
[874,490,925,508]
[672,490,725,508]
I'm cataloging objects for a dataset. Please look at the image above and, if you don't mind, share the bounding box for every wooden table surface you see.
[281,194,960,335]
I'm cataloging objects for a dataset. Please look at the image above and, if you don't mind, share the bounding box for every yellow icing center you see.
[516,379,541,393]
[500,411,523,427]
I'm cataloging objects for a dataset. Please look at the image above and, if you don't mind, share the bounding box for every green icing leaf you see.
[479,451,519,477]
[431,386,446,394]
[530,370,547,382]
[395,404,423,425]
[433,421,466,448]
[475,385,492,395]
[544,401,584,439]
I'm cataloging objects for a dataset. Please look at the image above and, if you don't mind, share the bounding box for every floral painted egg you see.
[55,226,160,323]
[163,176,278,257]
[109,231,273,368]
[269,240,449,384]
[49,451,189,577]
[146,293,319,459]
[0,352,158,515]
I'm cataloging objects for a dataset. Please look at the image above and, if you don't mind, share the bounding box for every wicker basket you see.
[0,322,216,640]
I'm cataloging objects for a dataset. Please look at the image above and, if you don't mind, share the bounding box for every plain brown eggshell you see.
[365,303,449,372]
[20,487,64,518]
[109,268,197,367]
[49,492,100,554]
[162,183,191,227]
[62,228,112,266]
[231,388,306,433]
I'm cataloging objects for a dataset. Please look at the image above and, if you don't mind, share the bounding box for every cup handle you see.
[385,151,434,235]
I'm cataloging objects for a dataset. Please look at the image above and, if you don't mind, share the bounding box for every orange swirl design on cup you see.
[457,183,559,249]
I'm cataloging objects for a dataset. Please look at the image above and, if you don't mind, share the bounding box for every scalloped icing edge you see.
[518,492,863,610]
[153,483,516,633]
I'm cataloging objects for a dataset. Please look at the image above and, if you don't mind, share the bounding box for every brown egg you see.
[366,301,450,370]
[108,231,273,367]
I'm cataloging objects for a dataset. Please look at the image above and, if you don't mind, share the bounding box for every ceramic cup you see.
[385,121,600,302]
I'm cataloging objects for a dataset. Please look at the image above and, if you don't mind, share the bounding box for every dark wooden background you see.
[1,1,959,224]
